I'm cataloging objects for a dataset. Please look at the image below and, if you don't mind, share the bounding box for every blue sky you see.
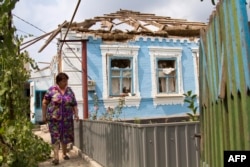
[12,0,249,68]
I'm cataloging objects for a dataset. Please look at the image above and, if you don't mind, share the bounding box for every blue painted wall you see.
[86,36,199,120]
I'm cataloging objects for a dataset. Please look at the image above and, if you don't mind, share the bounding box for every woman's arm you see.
[42,99,49,122]
[73,106,79,121]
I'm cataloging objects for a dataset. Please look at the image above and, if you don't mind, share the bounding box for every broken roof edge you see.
[134,35,200,44]
[68,29,202,42]
[71,30,200,44]
[61,9,206,40]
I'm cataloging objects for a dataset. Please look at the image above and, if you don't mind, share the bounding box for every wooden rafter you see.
[38,21,67,53]
[53,9,206,42]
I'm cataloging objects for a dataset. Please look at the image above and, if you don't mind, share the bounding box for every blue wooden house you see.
[33,10,206,121]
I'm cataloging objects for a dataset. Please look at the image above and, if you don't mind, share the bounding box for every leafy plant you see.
[100,97,125,121]
[89,93,99,120]
[134,117,141,124]
[183,90,199,121]
[0,118,52,167]
[0,1,51,166]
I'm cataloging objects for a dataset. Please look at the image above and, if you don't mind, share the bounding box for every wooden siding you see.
[199,0,250,167]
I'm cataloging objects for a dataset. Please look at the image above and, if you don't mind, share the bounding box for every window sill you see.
[153,94,184,106]
[155,94,183,98]
[103,96,141,108]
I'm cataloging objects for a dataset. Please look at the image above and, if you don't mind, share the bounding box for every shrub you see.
[183,90,199,121]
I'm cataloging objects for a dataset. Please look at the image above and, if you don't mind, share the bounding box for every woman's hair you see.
[56,72,69,84]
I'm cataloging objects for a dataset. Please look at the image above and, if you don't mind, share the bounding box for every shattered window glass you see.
[110,58,133,96]
[157,59,177,93]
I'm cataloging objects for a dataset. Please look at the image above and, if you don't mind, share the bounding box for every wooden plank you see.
[20,30,55,46]
[234,0,250,149]
[220,0,234,150]
[199,1,250,166]
[101,20,113,31]
[38,21,68,53]
[206,30,215,101]
[20,31,54,51]
[210,22,218,167]
[217,2,226,99]
[217,100,223,167]
[236,0,250,89]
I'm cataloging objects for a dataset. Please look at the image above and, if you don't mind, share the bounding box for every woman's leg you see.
[48,120,60,163]
[61,143,67,156]
[51,141,60,165]
[61,143,70,160]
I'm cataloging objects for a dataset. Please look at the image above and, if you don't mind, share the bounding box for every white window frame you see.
[191,47,199,96]
[100,45,141,108]
[149,46,184,106]
[109,57,133,96]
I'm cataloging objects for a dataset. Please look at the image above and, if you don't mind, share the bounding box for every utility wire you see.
[13,13,47,33]
[16,29,33,37]
[62,51,92,80]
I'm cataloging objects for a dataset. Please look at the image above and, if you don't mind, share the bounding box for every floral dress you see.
[43,85,77,144]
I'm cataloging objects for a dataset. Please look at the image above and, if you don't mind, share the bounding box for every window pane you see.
[157,59,177,93]
[111,78,120,95]
[122,77,131,93]
[110,58,133,96]
[123,70,131,77]
[111,70,120,76]
[168,76,176,92]
[111,59,131,68]
[159,78,166,92]
[158,60,175,68]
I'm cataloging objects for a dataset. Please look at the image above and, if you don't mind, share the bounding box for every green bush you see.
[0,116,51,167]
[0,1,51,166]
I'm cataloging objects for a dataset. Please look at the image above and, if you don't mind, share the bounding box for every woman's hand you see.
[74,115,79,122]
[73,106,79,122]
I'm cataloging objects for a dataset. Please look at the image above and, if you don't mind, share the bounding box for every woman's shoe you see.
[51,159,59,165]
[63,155,70,160]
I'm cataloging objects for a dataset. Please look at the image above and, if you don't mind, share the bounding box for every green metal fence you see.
[199,0,250,166]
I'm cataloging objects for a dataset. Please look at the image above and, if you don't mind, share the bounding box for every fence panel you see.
[74,120,200,167]
[199,0,250,166]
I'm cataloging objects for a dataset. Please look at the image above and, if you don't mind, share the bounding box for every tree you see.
[0,0,51,166]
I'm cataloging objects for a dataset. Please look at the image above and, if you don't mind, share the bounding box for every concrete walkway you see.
[34,126,102,167]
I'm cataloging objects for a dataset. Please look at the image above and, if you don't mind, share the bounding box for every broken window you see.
[157,59,177,93]
[109,58,133,96]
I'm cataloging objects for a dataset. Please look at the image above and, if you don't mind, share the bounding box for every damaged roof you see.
[23,9,207,53]
[64,9,207,41]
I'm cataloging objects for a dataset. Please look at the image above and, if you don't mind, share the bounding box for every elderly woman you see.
[42,72,79,165]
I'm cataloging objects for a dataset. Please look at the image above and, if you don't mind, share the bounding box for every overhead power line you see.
[16,29,33,36]
[13,13,46,33]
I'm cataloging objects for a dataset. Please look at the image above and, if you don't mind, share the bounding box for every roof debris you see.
[22,9,207,53]
[66,9,207,41]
